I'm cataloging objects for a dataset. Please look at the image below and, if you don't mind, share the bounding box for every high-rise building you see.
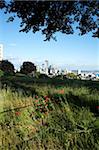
[45,60,48,75]
[78,69,81,75]
[0,44,3,61]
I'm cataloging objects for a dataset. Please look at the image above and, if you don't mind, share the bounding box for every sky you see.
[0,10,99,71]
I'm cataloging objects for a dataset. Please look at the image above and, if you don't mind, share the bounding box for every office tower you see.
[45,60,48,75]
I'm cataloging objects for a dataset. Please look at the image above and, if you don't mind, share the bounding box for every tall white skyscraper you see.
[0,44,3,61]
[45,60,48,75]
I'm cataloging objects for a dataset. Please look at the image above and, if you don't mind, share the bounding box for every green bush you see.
[0,60,15,75]
[67,72,77,79]
[0,69,4,77]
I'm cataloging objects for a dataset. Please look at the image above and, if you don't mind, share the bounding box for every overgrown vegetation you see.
[0,60,15,75]
[0,77,99,149]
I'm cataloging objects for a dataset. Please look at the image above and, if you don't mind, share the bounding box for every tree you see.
[67,72,77,79]
[1,0,98,41]
[0,0,5,9]
[0,60,15,75]
[20,61,36,75]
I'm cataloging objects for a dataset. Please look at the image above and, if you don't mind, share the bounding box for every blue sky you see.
[0,10,99,70]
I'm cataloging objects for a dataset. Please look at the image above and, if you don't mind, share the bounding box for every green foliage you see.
[34,71,40,78]
[53,75,64,80]
[0,69,4,77]
[39,73,49,79]
[0,60,15,75]
[67,72,77,79]
[20,61,36,75]
[2,1,98,40]
[0,83,99,149]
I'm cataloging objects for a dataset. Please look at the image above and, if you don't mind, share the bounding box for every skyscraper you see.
[0,44,3,61]
[45,60,48,75]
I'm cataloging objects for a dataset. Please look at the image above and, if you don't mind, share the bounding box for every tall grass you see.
[0,85,99,149]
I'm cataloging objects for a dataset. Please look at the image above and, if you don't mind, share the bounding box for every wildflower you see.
[35,95,38,99]
[44,96,50,102]
[96,106,99,109]
[96,106,99,113]
[15,111,21,116]
[58,89,64,94]
[45,99,49,102]
[45,103,48,106]
[35,100,39,103]
[36,104,41,107]
[44,96,49,99]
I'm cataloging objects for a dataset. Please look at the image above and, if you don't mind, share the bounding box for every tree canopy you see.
[20,61,36,75]
[0,60,15,74]
[0,0,99,40]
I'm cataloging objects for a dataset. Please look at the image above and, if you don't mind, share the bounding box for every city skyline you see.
[0,10,99,70]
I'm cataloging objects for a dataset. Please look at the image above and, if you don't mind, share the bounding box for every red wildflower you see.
[35,95,38,99]
[35,100,39,103]
[45,103,48,106]
[15,111,21,116]
[96,106,99,109]
[44,96,49,99]
[45,99,49,102]
[58,89,64,94]
[44,96,50,102]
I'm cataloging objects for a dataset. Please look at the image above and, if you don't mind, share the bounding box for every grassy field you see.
[0,75,99,149]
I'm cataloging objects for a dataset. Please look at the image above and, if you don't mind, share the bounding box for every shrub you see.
[39,73,49,79]
[67,72,77,79]
[0,69,4,77]
[0,60,15,75]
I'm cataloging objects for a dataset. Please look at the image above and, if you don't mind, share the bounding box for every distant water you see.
[81,70,99,74]
[72,70,99,75]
